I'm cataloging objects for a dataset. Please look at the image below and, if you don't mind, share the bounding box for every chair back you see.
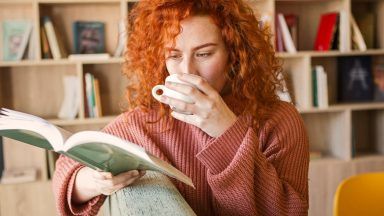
[333,172,384,216]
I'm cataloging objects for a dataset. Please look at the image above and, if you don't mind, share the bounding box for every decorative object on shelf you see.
[58,75,80,120]
[372,64,384,101]
[0,167,37,184]
[338,56,374,102]
[73,21,105,54]
[1,20,33,61]
[0,108,194,188]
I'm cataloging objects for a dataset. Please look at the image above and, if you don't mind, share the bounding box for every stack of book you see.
[312,65,329,108]
[275,13,298,53]
[84,73,103,118]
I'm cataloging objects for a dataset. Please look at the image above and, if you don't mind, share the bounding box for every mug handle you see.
[152,85,165,102]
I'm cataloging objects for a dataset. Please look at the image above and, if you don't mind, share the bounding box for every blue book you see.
[73,21,105,54]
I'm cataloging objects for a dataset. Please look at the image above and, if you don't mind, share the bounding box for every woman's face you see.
[165,15,229,92]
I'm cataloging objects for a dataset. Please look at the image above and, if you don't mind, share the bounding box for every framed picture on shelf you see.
[1,20,33,61]
[337,56,374,102]
[73,21,105,54]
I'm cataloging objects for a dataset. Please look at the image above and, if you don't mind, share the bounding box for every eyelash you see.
[196,52,211,57]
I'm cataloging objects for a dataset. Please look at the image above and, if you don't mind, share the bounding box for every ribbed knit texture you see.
[52,101,309,216]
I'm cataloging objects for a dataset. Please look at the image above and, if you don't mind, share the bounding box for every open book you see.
[0,108,194,187]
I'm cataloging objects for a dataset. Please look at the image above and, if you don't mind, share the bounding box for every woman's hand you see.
[72,167,145,204]
[159,73,237,138]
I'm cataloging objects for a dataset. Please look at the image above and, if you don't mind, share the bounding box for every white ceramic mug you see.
[152,74,194,103]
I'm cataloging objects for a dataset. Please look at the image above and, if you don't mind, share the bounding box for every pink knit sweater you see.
[52,101,309,216]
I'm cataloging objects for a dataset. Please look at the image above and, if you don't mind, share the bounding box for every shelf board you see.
[277,49,384,58]
[299,102,384,113]
[37,0,121,4]
[48,115,116,126]
[0,58,124,67]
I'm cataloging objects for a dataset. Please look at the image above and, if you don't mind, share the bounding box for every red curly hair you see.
[123,0,283,129]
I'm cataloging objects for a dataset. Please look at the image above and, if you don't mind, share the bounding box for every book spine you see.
[277,13,297,53]
[43,16,61,59]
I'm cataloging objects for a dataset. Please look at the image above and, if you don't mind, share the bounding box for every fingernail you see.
[133,170,139,176]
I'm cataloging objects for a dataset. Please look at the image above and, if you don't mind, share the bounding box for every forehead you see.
[172,16,222,47]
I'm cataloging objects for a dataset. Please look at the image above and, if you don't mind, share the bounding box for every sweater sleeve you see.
[196,103,309,216]
[52,155,106,216]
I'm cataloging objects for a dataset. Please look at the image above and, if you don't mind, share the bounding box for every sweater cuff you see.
[67,166,106,215]
[196,116,249,174]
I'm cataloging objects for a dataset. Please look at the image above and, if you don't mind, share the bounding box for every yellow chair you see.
[333,172,384,216]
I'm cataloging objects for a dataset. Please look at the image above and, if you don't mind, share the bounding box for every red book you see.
[314,12,339,51]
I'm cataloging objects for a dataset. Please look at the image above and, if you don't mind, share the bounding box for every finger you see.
[165,81,208,103]
[93,171,113,180]
[160,95,195,114]
[177,73,217,96]
[95,170,139,187]
[171,111,202,127]
[99,174,142,195]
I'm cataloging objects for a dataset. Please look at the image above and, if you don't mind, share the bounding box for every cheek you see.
[199,58,228,91]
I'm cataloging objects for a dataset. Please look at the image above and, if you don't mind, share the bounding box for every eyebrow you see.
[166,43,218,52]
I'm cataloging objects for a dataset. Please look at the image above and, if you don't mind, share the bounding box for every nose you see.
[180,56,198,75]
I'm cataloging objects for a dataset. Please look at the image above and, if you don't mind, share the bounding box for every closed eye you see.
[196,52,212,58]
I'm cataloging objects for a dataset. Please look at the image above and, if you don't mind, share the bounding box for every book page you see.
[103,171,196,216]
[0,108,65,151]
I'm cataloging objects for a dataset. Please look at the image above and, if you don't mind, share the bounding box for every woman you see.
[53,0,309,215]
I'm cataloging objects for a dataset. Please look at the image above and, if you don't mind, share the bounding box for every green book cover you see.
[0,108,194,187]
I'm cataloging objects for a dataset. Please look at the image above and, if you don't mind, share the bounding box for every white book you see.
[68,53,110,61]
[114,20,127,57]
[277,13,297,53]
[0,108,194,187]
[16,21,33,60]
[58,75,80,120]
[339,11,350,52]
[315,66,329,108]
[350,14,367,51]
[43,16,61,59]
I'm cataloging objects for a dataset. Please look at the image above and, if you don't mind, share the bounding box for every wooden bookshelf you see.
[1,0,384,215]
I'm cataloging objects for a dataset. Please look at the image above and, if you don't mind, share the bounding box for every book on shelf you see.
[314,12,339,51]
[40,26,52,59]
[372,64,384,102]
[350,14,367,51]
[84,73,102,118]
[58,75,80,120]
[283,14,298,49]
[68,53,110,61]
[114,19,127,57]
[0,108,194,188]
[277,13,297,53]
[2,20,33,61]
[73,21,105,54]
[355,12,375,49]
[42,16,67,60]
[0,167,37,184]
[337,56,374,102]
[312,65,329,108]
